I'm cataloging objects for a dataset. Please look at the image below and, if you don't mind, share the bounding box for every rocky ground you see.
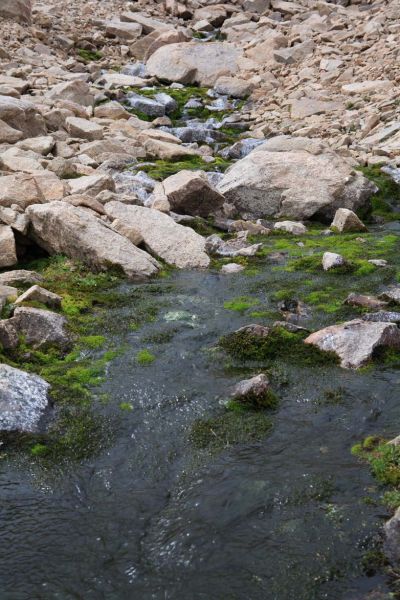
[1,0,400,589]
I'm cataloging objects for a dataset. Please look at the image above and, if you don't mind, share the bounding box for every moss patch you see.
[223,296,260,313]
[136,349,156,365]
[77,48,103,62]
[358,164,400,221]
[133,155,232,181]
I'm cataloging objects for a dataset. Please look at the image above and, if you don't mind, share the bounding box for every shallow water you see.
[0,263,399,599]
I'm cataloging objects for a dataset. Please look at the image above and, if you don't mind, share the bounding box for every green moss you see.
[119,402,133,411]
[352,437,400,486]
[133,155,232,181]
[223,296,260,312]
[136,349,155,365]
[77,48,103,62]
[219,326,339,367]
[30,443,48,457]
[79,335,106,349]
[189,411,272,451]
[361,549,388,576]
[358,164,400,221]
[316,387,346,406]
[382,489,400,510]
[226,388,278,411]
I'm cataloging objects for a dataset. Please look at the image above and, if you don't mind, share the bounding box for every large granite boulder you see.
[0,96,46,139]
[217,136,375,220]
[0,172,66,210]
[146,42,243,86]
[0,364,50,433]
[304,319,400,369]
[104,201,210,268]
[26,201,160,280]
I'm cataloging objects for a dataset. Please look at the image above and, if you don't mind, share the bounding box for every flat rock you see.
[274,221,307,235]
[15,285,62,309]
[66,173,115,196]
[26,201,160,280]
[221,263,245,274]
[0,270,43,286]
[363,311,400,323]
[217,136,375,220]
[66,117,103,141]
[0,364,50,433]
[46,80,94,107]
[105,201,210,269]
[304,319,400,369]
[147,42,243,86]
[342,80,392,96]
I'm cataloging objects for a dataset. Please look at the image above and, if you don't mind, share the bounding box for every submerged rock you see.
[229,374,276,409]
[304,319,400,369]
[217,136,375,220]
[0,364,50,433]
[206,232,261,257]
[104,201,210,268]
[26,201,160,280]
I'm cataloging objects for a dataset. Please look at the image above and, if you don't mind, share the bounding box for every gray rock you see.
[0,225,17,268]
[0,270,43,286]
[362,311,400,323]
[217,136,375,220]
[304,319,400,369]
[229,374,274,409]
[46,80,94,107]
[12,307,71,351]
[206,232,261,257]
[127,93,166,117]
[322,251,346,271]
[26,201,160,280]
[15,285,62,309]
[221,263,245,274]
[385,506,400,565]
[0,364,50,433]
[274,221,307,235]
[104,201,210,269]
[345,293,388,310]
[379,286,400,304]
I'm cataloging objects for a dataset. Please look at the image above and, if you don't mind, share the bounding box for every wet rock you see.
[235,323,270,337]
[0,270,43,287]
[344,293,388,310]
[384,507,400,565]
[362,311,400,324]
[0,365,50,433]
[153,170,225,218]
[221,263,245,274]
[322,252,346,271]
[274,221,307,235]
[26,201,160,280]
[229,374,275,409]
[331,208,367,233]
[147,42,243,86]
[0,226,17,268]
[104,201,210,269]
[12,307,71,351]
[15,285,62,310]
[379,286,400,304]
[217,136,375,220]
[304,319,400,369]
[206,232,261,257]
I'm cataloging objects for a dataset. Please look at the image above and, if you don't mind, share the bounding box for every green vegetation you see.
[223,296,260,313]
[226,388,278,412]
[133,155,232,181]
[119,402,133,411]
[77,48,103,62]
[359,164,400,221]
[136,349,156,365]
[189,411,272,452]
[352,436,400,486]
[219,326,339,367]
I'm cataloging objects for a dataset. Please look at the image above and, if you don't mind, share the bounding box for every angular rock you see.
[46,80,94,107]
[0,96,46,139]
[144,138,199,161]
[0,172,66,209]
[153,170,225,217]
[147,42,242,86]
[104,201,209,269]
[0,270,43,286]
[206,232,261,257]
[111,219,143,246]
[66,117,103,141]
[105,21,142,41]
[15,285,62,309]
[0,365,50,434]
[304,319,400,369]
[331,208,367,233]
[214,76,253,99]
[322,252,346,271]
[94,101,130,120]
[229,374,274,409]
[0,147,44,174]
[127,93,165,117]
[17,136,55,156]
[0,0,31,22]
[379,286,400,304]
[26,201,160,280]
[217,136,375,220]
[0,119,23,143]
[12,307,71,351]
[342,80,392,96]
[363,311,400,324]
[0,226,17,268]
[66,173,115,197]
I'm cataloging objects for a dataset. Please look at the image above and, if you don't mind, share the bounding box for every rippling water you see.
[0,261,398,599]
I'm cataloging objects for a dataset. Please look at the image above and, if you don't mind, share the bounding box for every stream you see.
[0,70,399,600]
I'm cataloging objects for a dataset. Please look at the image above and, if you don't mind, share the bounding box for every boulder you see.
[0,270,43,286]
[0,206,29,235]
[0,96,46,139]
[341,80,392,96]
[331,208,367,233]
[0,365,50,433]
[66,173,115,197]
[0,0,31,23]
[217,136,375,220]
[0,147,44,174]
[26,201,160,280]
[127,93,166,117]
[345,293,388,310]
[94,101,130,120]
[15,285,62,309]
[153,170,225,217]
[46,80,94,107]
[144,138,199,161]
[304,319,400,369]
[0,172,66,209]
[274,221,307,235]
[379,286,400,304]
[322,252,346,271]
[147,42,243,86]
[0,119,23,143]
[104,201,210,269]
[17,136,55,156]
[214,76,253,99]
[105,20,142,41]
[66,117,103,141]
[0,226,17,268]
[11,307,71,351]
